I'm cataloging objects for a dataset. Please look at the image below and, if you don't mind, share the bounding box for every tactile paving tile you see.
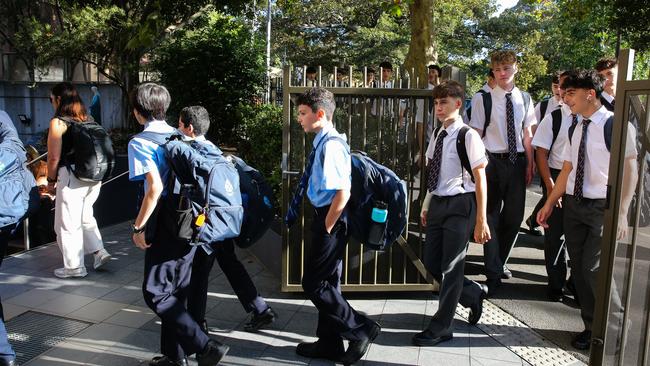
[5,311,92,364]
[456,301,586,366]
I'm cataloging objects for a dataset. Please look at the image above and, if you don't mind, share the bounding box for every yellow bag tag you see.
[195,213,206,227]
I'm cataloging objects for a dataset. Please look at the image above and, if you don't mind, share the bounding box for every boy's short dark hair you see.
[432,80,465,101]
[306,66,317,74]
[367,67,376,74]
[131,83,171,121]
[379,61,393,70]
[552,70,563,84]
[490,50,518,66]
[560,69,605,98]
[559,70,571,79]
[180,106,210,137]
[428,64,442,74]
[296,87,336,120]
[595,57,618,72]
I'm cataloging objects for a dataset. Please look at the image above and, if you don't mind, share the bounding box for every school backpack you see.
[322,136,408,251]
[548,108,564,152]
[466,89,488,122]
[139,132,244,245]
[60,116,115,182]
[226,155,275,248]
[567,116,650,227]
[432,126,477,182]
[479,91,532,138]
[0,119,40,228]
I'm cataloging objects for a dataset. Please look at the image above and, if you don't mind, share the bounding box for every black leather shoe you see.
[486,278,501,297]
[525,217,543,236]
[296,339,345,362]
[412,330,453,346]
[197,339,229,366]
[149,355,188,366]
[501,265,513,280]
[572,330,591,350]
[244,307,277,332]
[340,320,381,365]
[469,285,488,325]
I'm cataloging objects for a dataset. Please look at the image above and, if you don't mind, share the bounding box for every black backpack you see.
[539,99,550,119]
[567,115,613,150]
[226,155,275,248]
[480,91,532,138]
[548,108,564,152]
[60,117,115,182]
[432,126,476,182]
[322,136,408,251]
[466,89,488,121]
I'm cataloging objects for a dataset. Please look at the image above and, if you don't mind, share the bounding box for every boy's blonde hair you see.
[490,50,517,66]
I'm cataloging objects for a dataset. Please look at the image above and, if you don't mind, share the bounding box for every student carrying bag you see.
[59,116,115,182]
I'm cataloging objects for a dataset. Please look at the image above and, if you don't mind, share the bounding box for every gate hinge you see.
[592,338,604,346]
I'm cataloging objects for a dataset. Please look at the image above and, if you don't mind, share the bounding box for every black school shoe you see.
[340,320,381,365]
[525,217,543,236]
[196,339,229,366]
[486,278,502,297]
[412,330,453,346]
[296,339,345,362]
[572,330,592,350]
[149,355,188,366]
[468,284,489,325]
[244,307,277,332]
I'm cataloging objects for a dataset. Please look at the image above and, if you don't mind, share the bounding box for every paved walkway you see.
[0,222,539,366]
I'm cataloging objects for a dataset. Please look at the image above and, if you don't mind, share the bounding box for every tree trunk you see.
[403,0,435,89]
[118,52,141,131]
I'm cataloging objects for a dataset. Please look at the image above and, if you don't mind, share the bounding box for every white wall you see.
[0,82,125,145]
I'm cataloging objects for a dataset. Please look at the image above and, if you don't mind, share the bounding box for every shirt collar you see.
[313,124,335,148]
[482,84,492,93]
[601,91,614,104]
[582,106,609,126]
[144,119,169,130]
[441,116,464,136]
[491,85,518,97]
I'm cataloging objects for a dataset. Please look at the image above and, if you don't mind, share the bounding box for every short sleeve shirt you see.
[562,106,637,199]
[534,97,561,123]
[127,120,177,193]
[307,125,351,208]
[532,104,577,170]
[425,117,488,196]
[469,85,537,153]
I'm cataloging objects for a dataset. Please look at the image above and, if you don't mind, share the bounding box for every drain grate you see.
[6,311,92,364]
[457,301,585,366]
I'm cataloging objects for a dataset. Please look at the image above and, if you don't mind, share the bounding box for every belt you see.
[432,192,474,200]
[565,194,606,203]
[488,151,525,159]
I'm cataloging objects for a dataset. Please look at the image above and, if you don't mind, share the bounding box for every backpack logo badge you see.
[225,179,234,195]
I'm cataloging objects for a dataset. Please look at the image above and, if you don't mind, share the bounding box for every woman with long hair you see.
[46,82,111,278]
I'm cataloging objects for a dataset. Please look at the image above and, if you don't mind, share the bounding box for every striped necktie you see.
[574,119,591,201]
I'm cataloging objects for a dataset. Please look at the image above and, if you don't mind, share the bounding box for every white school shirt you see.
[534,97,561,123]
[562,106,637,199]
[532,103,577,170]
[601,91,615,106]
[469,85,537,153]
[425,117,488,196]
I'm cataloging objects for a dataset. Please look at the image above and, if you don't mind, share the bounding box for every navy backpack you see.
[323,136,408,251]
[226,155,275,248]
[139,133,243,246]
[0,119,39,228]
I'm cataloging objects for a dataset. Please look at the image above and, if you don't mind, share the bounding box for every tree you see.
[151,11,265,143]
[0,0,240,127]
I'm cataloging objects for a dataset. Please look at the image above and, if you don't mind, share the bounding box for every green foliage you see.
[151,11,266,143]
[234,103,283,210]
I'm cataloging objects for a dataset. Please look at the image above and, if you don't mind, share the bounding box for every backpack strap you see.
[604,115,614,152]
[457,126,475,183]
[540,99,549,119]
[137,131,175,146]
[521,91,531,130]
[480,92,492,138]
[548,109,563,152]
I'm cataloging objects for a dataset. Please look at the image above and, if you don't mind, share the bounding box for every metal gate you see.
[279,65,451,292]
[591,49,650,365]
